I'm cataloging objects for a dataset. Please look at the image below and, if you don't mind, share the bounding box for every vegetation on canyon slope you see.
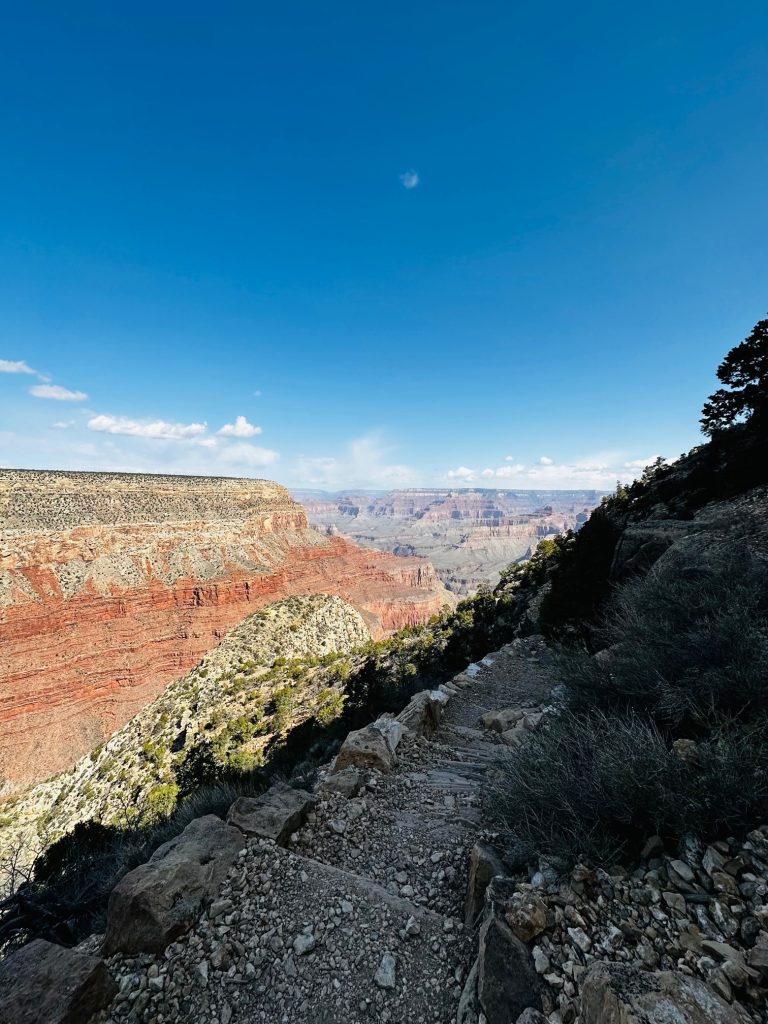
[0,571,523,953]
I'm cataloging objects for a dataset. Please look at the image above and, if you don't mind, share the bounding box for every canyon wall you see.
[0,470,451,791]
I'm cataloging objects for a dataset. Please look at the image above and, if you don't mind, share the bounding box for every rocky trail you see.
[82,637,554,1024]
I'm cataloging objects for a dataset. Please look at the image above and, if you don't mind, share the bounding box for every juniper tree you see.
[701,318,768,436]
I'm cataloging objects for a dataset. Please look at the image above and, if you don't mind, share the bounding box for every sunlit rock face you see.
[0,470,451,791]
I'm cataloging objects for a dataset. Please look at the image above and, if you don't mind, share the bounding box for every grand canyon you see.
[295,488,601,593]
[0,470,451,792]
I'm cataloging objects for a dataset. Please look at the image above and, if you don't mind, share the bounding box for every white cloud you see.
[504,455,516,462]
[446,466,477,481]
[442,451,664,489]
[0,359,37,375]
[30,384,88,401]
[52,420,76,430]
[399,170,420,189]
[217,415,262,438]
[218,442,279,468]
[293,433,415,488]
[623,455,662,470]
[87,414,207,439]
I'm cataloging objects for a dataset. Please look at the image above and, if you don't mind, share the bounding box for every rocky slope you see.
[294,488,600,594]
[0,471,451,793]
[0,594,371,885]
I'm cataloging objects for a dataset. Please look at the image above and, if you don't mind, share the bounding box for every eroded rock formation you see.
[0,470,451,790]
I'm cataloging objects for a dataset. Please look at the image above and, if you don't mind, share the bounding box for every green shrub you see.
[271,686,295,733]
[486,711,768,865]
[563,539,768,729]
[140,782,179,824]
[315,688,345,725]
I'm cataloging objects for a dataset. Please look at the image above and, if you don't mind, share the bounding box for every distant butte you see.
[0,470,452,792]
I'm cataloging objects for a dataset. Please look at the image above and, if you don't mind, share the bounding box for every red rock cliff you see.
[0,470,451,791]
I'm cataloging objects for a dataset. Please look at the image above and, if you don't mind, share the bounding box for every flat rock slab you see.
[0,938,117,1024]
[227,781,315,844]
[103,814,245,955]
[581,962,753,1024]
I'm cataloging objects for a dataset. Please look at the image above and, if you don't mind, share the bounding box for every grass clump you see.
[487,712,768,865]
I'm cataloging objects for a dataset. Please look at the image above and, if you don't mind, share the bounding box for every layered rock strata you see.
[0,470,450,790]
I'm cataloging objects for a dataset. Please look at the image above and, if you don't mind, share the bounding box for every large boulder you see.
[464,842,506,927]
[580,962,753,1024]
[477,915,542,1024]
[103,814,244,955]
[0,939,117,1024]
[333,724,396,774]
[227,782,315,843]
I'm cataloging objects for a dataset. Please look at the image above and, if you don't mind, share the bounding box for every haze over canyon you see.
[294,488,601,593]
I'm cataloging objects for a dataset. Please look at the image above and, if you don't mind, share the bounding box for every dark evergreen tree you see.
[701,318,768,436]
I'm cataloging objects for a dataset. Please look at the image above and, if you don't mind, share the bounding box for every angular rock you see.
[504,894,548,943]
[515,1012,549,1024]
[103,814,244,955]
[316,766,363,798]
[397,689,449,737]
[374,951,397,989]
[0,939,117,1024]
[227,782,315,844]
[482,708,524,733]
[464,842,506,927]
[332,723,396,774]
[500,724,528,747]
[372,714,404,752]
[672,738,699,765]
[478,915,542,1024]
[580,962,753,1023]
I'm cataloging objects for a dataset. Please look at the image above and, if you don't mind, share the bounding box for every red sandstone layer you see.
[0,472,450,790]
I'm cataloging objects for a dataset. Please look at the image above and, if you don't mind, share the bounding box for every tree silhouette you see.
[701,318,768,436]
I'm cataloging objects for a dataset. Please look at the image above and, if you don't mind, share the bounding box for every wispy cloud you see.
[294,432,415,488]
[87,414,206,439]
[399,170,420,189]
[0,359,37,375]
[218,442,279,468]
[446,466,476,481]
[443,451,662,489]
[623,455,662,470]
[30,384,88,401]
[217,415,262,438]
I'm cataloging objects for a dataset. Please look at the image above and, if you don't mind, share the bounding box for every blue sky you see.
[1,2,766,489]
